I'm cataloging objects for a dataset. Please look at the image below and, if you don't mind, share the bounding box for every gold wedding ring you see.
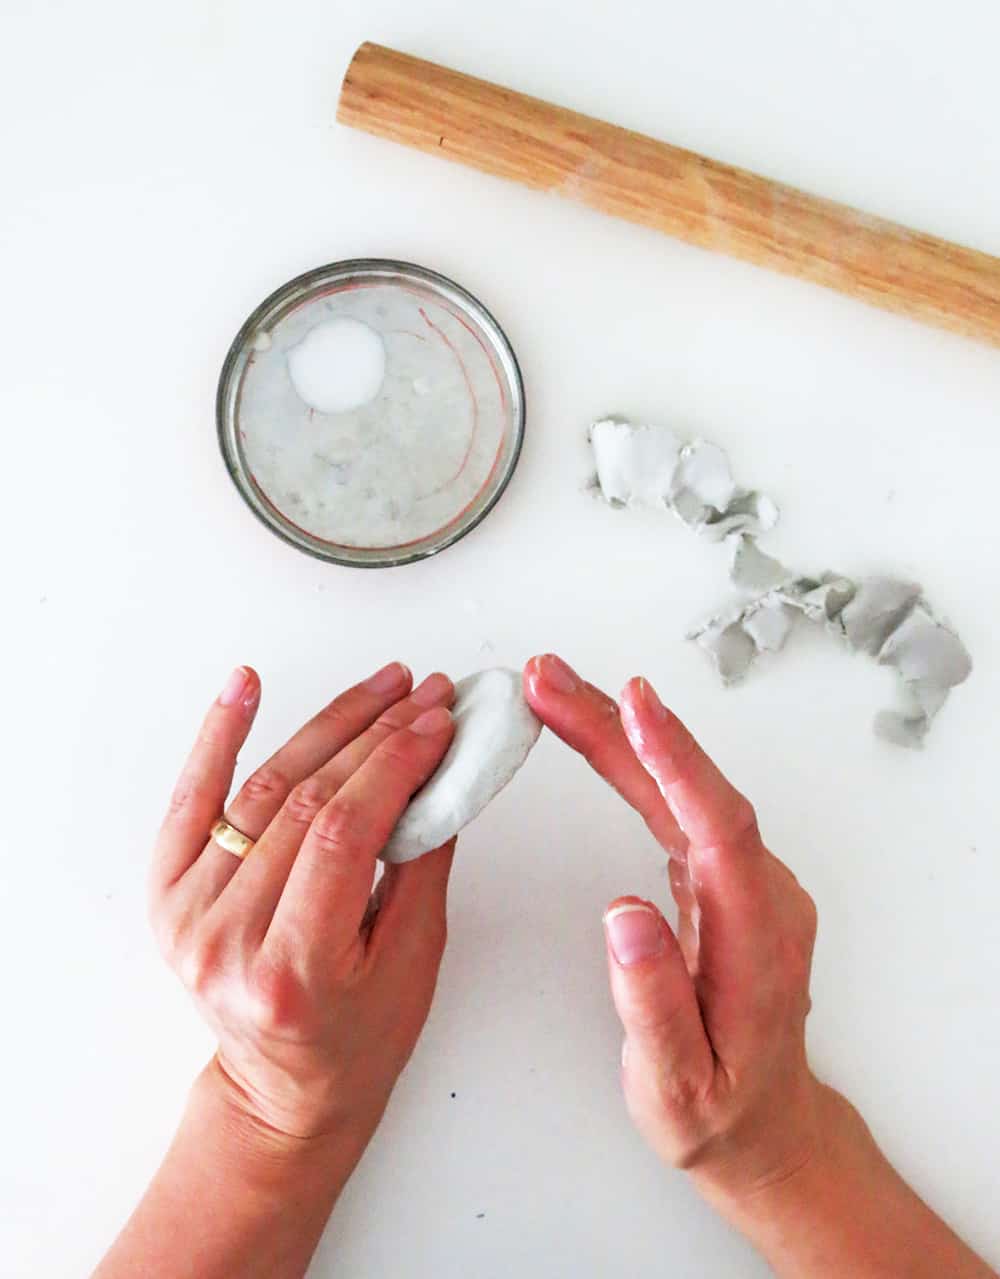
[210,818,255,860]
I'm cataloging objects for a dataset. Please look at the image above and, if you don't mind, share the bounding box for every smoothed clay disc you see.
[381,668,543,864]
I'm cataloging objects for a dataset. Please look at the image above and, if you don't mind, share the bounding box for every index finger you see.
[265,706,456,966]
[523,655,687,856]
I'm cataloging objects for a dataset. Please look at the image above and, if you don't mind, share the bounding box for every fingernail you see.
[536,653,579,694]
[604,903,666,966]
[411,706,452,736]
[219,666,250,707]
[411,672,452,708]
[365,661,411,694]
[634,677,668,720]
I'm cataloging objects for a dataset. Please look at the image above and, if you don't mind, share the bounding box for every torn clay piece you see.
[590,419,779,540]
[836,578,922,657]
[872,708,931,750]
[688,594,796,685]
[873,677,951,749]
[870,605,973,749]
[875,602,972,687]
[692,551,972,747]
[742,600,797,653]
[699,491,780,543]
[690,613,759,684]
[785,576,857,624]
[730,537,795,593]
[381,668,543,864]
[672,440,736,513]
[589,419,681,508]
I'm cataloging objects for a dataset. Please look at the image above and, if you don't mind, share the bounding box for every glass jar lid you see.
[217,260,525,567]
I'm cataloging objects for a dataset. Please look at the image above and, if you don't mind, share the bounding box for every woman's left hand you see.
[150,661,457,1148]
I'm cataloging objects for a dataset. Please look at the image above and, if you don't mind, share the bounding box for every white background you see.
[2,1,999,1275]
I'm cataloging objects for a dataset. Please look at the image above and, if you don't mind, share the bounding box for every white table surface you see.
[3,1,999,1274]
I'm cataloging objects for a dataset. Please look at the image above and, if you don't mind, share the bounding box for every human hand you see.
[151,662,457,1148]
[523,654,823,1210]
[524,654,998,1279]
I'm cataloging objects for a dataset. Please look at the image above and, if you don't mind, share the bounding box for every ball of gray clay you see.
[381,668,543,864]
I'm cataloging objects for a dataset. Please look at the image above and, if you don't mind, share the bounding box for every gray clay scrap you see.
[589,418,972,748]
[590,419,779,541]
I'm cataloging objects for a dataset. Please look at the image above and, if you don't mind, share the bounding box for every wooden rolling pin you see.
[338,43,1000,348]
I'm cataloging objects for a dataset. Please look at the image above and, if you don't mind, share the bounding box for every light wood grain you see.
[338,42,1000,348]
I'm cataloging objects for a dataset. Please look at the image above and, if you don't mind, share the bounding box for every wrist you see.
[703,1083,871,1229]
[700,1085,995,1279]
[704,1083,917,1275]
[95,1060,377,1279]
[185,1058,371,1203]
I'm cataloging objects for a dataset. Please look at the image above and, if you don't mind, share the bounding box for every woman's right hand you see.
[524,654,824,1204]
[523,654,997,1279]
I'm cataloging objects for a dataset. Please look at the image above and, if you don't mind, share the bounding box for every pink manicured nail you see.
[365,661,411,694]
[634,677,668,720]
[411,672,452,708]
[604,903,666,965]
[536,653,579,694]
[219,666,250,707]
[411,706,452,735]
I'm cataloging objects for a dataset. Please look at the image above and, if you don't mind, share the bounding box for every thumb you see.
[367,840,456,971]
[604,898,713,1124]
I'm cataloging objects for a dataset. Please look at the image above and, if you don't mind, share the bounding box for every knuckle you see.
[583,736,620,784]
[778,895,817,976]
[283,778,330,826]
[620,983,688,1040]
[665,714,699,767]
[166,770,211,818]
[374,739,422,783]
[309,797,366,853]
[585,682,620,715]
[728,795,760,843]
[316,699,355,734]
[755,933,812,1028]
[779,934,814,991]
[240,762,291,808]
[247,957,309,1036]
[178,928,227,997]
[375,702,414,731]
[151,910,184,966]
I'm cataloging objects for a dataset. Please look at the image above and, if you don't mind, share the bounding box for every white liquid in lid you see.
[286,317,386,414]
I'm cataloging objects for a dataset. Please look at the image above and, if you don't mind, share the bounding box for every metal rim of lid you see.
[216,258,527,568]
